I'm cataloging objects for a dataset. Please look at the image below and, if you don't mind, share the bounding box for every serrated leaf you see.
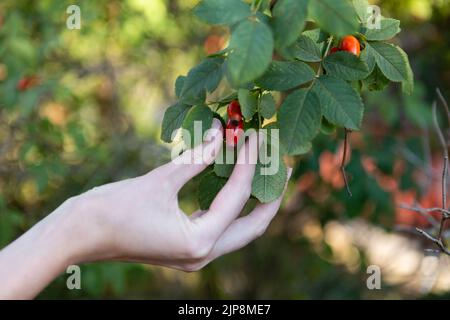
[323,51,369,81]
[362,66,390,91]
[227,19,274,87]
[360,43,376,74]
[365,18,400,41]
[256,0,271,12]
[367,41,409,83]
[279,35,322,62]
[302,28,329,43]
[308,0,359,37]
[313,75,364,130]
[180,57,225,105]
[175,76,186,98]
[260,93,277,119]
[161,102,191,143]
[238,89,258,120]
[397,46,414,95]
[214,162,234,178]
[353,0,370,23]
[194,0,252,26]
[198,172,228,210]
[256,61,315,91]
[252,151,287,203]
[279,89,321,155]
[320,117,337,135]
[272,0,309,49]
[214,144,236,178]
[182,105,213,147]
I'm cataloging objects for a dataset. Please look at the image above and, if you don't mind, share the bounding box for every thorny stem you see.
[340,128,352,197]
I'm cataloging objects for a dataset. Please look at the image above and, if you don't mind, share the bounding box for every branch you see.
[398,204,442,227]
[432,102,449,239]
[416,228,450,255]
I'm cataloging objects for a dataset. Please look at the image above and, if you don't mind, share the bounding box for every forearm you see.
[0,199,84,299]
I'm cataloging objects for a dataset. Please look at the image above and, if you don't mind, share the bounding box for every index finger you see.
[198,131,263,240]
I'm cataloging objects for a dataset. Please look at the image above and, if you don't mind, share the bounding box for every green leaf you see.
[238,89,258,120]
[353,0,370,23]
[313,75,364,130]
[256,0,271,12]
[180,57,225,105]
[161,102,192,143]
[198,172,228,210]
[256,61,315,91]
[323,51,369,81]
[251,151,288,203]
[278,89,321,155]
[214,144,236,178]
[194,0,252,26]
[271,0,309,50]
[360,43,376,74]
[308,0,359,37]
[175,76,186,98]
[320,117,337,135]
[302,28,329,43]
[263,122,287,155]
[367,41,409,83]
[361,66,390,91]
[365,18,401,41]
[398,46,414,95]
[260,93,277,119]
[279,35,322,62]
[227,19,274,87]
[182,105,213,147]
[214,162,234,178]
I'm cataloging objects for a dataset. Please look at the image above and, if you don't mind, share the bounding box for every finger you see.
[207,167,292,260]
[190,210,206,220]
[165,119,223,191]
[199,131,264,239]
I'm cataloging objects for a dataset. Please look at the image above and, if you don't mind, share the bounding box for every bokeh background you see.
[1,0,450,299]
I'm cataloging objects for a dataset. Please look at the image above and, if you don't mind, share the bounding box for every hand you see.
[0,119,291,299]
[69,119,291,271]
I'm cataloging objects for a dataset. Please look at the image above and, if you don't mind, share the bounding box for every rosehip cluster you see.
[330,35,361,57]
[225,100,244,147]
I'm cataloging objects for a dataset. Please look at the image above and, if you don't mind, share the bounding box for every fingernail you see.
[205,119,223,141]
[287,167,293,180]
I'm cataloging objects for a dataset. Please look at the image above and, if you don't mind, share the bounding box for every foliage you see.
[161,0,413,210]
[0,0,450,299]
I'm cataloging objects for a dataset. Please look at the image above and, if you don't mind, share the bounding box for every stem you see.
[436,88,450,126]
[251,0,262,13]
[257,91,262,129]
[340,128,352,197]
[432,102,449,240]
[316,36,334,77]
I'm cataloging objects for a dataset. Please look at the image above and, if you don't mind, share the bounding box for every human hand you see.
[66,119,291,271]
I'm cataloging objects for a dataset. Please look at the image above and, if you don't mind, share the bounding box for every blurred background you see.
[1,0,450,299]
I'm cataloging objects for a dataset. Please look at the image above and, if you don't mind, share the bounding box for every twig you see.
[340,128,352,197]
[436,88,450,126]
[432,102,449,239]
[398,204,446,226]
[416,228,450,255]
